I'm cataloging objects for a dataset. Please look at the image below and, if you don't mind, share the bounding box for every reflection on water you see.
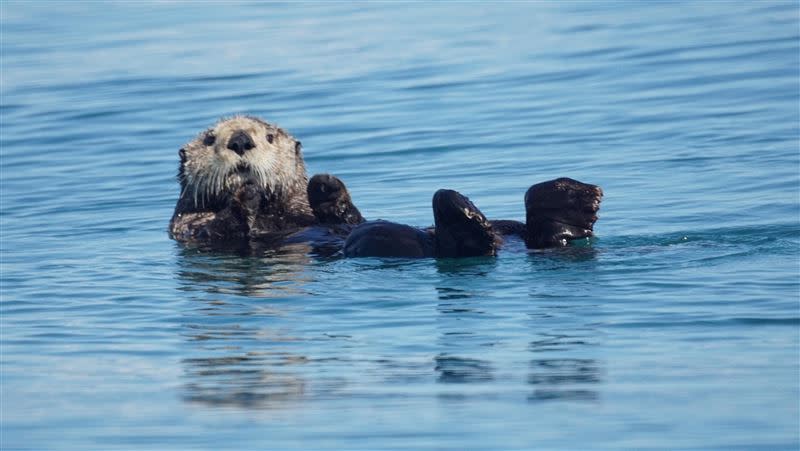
[434,256,498,276]
[176,244,312,298]
[529,332,599,353]
[182,352,308,409]
[176,246,314,409]
[526,280,603,403]
[526,244,599,268]
[528,359,601,385]
[175,246,605,409]
[528,388,598,402]
[528,358,601,403]
[435,354,494,384]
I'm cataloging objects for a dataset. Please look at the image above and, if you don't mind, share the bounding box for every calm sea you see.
[2,1,799,450]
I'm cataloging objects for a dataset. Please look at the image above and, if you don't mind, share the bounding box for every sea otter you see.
[169,116,602,257]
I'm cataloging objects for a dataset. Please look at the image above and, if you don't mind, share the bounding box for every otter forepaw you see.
[233,183,263,214]
[524,178,603,248]
[307,173,365,225]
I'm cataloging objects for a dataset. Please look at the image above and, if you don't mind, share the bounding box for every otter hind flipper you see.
[433,189,499,258]
[524,178,603,248]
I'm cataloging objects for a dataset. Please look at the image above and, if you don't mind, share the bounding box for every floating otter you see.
[169,116,602,257]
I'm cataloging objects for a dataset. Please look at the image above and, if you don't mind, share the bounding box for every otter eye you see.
[203,134,216,146]
[266,134,274,144]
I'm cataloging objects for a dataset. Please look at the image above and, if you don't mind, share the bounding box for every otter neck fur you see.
[172,116,314,237]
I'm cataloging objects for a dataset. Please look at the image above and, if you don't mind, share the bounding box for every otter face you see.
[178,116,307,208]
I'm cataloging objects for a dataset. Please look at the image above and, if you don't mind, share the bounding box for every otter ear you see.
[177,149,187,183]
[294,141,302,155]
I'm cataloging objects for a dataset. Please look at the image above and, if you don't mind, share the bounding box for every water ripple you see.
[2,2,798,450]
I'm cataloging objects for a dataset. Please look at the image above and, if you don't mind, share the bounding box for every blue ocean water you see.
[2,1,799,449]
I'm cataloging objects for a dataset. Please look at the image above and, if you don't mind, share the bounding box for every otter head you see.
[177,116,308,210]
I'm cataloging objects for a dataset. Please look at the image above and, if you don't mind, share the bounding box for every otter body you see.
[169,116,602,258]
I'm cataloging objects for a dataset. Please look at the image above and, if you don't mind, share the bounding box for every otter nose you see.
[227,131,255,156]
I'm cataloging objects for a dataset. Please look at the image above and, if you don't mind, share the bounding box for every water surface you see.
[2,1,799,450]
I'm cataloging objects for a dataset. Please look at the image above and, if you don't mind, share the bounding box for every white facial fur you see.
[179,116,308,208]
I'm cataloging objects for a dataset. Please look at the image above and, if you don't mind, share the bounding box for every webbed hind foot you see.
[524,178,603,248]
[433,189,498,257]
